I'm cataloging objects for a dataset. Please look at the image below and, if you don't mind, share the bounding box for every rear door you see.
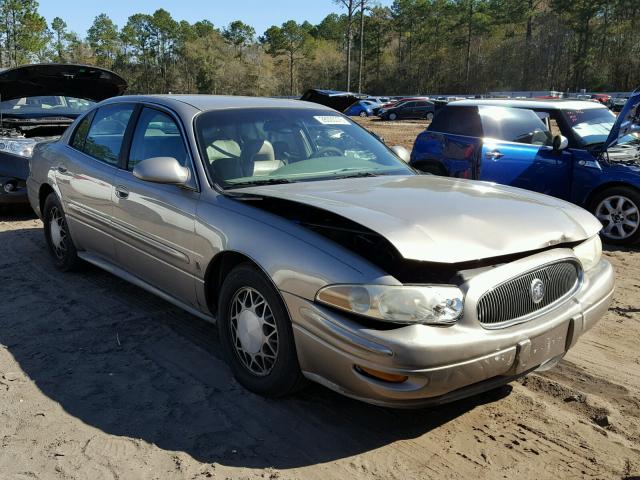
[57,103,136,260]
[411,106,483,178]
[110,105,200,307]
[477,106,573,200]
[398,102,415,119]
[411,101,433,119]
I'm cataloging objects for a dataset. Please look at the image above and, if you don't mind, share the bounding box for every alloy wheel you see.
[595,195,639,240]
[229,286,279,376]
[49,205,68,259]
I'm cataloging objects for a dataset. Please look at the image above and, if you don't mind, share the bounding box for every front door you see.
[479,141,574,200]
[110,106,200,307]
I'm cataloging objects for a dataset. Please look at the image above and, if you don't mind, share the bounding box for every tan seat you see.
[206,140,243,180]
[243,139,285,176]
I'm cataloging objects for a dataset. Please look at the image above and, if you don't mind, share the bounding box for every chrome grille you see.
[477,260,581,327]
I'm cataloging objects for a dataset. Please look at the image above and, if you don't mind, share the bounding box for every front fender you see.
[194,195,399,302]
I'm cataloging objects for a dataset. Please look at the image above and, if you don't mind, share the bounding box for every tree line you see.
[0,0,638,97]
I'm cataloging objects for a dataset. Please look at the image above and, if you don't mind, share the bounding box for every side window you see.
[429,106,482,137]
[403,102,416,108]
[83,104,135,166]
[128,108,188,171]
[480,107,552,146]
[70,110,95,151]
[428,109,450,132]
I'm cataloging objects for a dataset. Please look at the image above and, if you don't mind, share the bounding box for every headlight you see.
[0,137,36,158]
[573,235,602,271]
[316,284,464,325]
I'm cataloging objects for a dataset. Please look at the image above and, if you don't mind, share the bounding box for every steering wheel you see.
[310,147,343,158]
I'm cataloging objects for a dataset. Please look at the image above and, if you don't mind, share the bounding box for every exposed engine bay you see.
[0,117,73,139]
[237,195,580,285]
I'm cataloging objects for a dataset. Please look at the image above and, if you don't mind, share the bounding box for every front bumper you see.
[0,151,30,205]
[286,250,615,408]
[0,176,28,205]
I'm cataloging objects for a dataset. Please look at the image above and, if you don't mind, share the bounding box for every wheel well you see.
[39,184,55,214]
[585,182,640,210]
[204,251,258,315]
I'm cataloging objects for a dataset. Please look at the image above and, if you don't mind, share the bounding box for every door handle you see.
[115,186,129,199]
[56,165,67,174]
[485,150,504,160]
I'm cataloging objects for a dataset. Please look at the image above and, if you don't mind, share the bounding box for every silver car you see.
[27,95,615,407]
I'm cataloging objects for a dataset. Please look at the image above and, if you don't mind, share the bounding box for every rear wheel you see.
[426,112,434,121]
[43,193,81,271]
[359,111,367,118]
[218,263,305,397]
[592,186,640,245]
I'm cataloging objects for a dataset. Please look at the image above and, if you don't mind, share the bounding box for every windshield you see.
[0,96,95,116]
[561,107,617,146]
[195,108,413,189]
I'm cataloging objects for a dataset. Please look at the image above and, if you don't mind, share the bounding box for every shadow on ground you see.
[0,223,512,469]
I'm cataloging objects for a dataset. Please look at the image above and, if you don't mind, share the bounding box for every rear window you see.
[82,104,135,166]
[479,106,552,146]
[428,106,483,137]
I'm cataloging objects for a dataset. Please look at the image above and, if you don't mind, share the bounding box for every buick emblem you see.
[530,278,545,304]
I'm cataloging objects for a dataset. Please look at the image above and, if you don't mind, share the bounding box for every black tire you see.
[388,112,398,121]
[426,112,434,121]
[359,111,367,118]
[43,193,81,271]
[590,186,640,245]
[218,263,305,397]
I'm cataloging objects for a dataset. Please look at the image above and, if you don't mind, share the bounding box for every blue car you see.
[410,94,640,245]
[344,100,378,117]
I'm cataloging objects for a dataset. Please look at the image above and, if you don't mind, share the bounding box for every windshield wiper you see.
[333,171,381,179]
[226,178,293,188]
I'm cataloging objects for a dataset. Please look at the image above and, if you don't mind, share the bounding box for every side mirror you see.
[391,145,411,163]
[133,156,190,185]
[552,135,568,151]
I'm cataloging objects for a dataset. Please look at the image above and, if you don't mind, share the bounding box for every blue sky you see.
[38,0,392,37]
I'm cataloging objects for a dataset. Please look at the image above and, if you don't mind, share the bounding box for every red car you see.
[591,93,611,104]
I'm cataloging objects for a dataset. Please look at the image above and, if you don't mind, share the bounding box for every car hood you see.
[0,63,127,102]
[604,91,640,149]
[228,175,602,263]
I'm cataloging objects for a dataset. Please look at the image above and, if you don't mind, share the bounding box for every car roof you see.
[449,98,606,110]
[103,94,334,112]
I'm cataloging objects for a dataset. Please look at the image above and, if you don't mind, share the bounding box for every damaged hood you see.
[229,175,602,263]
[0,63,127,102]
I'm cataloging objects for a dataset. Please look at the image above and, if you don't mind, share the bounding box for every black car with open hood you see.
[0,63,127,205]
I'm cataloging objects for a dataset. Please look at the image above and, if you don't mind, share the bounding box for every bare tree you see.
[335,0,356,91]
[357,0,369,93]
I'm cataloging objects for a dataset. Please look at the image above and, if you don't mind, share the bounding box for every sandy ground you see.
[0,123,639,479]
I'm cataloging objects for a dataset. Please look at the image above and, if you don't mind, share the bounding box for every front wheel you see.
[592,186,640,245]
[388,112,397,121]
[43,193,81,271]
[218,264,305,397]
[359,111,367,118]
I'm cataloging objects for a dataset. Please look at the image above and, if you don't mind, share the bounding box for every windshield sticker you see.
[314,115,350,125]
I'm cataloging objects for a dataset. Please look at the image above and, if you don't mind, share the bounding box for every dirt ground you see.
[0,121,639,479]
[354,117,428,150]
